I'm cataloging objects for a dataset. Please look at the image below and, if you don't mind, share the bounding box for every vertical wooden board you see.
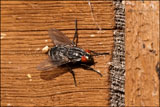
[125,1,159,106]
[1,1,114,106]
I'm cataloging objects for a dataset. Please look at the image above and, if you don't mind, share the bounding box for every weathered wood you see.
[125,1,159,106]
[109,1,125,106]
[1,1,114,106]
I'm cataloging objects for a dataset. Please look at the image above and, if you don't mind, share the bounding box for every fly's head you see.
[81,49,95,65]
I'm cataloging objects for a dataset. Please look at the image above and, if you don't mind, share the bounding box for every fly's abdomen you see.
[49,45,68,62]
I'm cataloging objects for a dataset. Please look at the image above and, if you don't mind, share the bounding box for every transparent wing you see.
[37,57,57,71]
[40,66,70,80]
[37,57,68,71]
[48,28,72,45]
[37,57,70,79]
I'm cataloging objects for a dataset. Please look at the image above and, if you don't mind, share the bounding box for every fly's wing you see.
[37,57,56,71]
[37,57,70,78]
[40,67,70,80]
[48,28,73,45]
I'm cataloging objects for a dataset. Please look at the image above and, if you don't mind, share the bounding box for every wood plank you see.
[1,1,114,106]
[125,1,159,106]
[1,1,114,31]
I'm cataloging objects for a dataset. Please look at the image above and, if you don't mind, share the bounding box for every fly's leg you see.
[67,65,77,86]
[72,19,78,46]
[66,64,77,86]
[90,50,109,56]
[81,64,102,77]
[70,70,77,86]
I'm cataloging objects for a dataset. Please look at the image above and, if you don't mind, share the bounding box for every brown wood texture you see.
[1,1,114,106]
[125,1,159,106]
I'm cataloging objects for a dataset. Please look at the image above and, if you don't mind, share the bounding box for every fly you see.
[37,19,109,86]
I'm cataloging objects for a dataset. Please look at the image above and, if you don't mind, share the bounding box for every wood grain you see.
[125,1,159,106]
[1,1,114,31]
[1,1,114,106]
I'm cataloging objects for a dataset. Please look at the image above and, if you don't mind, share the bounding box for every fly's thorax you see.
[67,46,85,62]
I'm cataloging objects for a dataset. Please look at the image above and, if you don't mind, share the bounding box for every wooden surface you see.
[1,1,114,106]
[125,1,159,106]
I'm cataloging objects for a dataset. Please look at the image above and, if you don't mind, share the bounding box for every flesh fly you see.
[37,20,109,86]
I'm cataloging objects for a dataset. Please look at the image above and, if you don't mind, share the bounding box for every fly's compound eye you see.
[81,56,88,62]
[85,49,91,54]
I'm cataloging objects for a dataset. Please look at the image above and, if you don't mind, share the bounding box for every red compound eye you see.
[81,56,88,62]
[85,49,91,53]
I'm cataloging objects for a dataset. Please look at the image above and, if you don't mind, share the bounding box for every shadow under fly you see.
[37,19,109,86]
